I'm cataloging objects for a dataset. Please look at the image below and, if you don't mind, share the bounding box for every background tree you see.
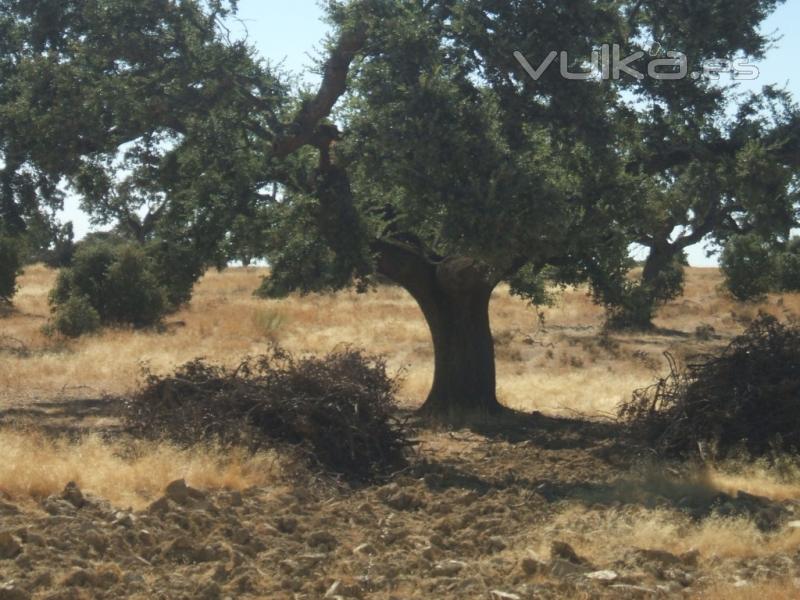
[0,234,21,305]
[720,234,800,300]
[0,0,282,302]
[597,86,800,329]
[720,233,777,301]
[775,236,800,292]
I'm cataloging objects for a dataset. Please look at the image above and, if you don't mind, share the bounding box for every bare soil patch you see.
[2,406,800,599]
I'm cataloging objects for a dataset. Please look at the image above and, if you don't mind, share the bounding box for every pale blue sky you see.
[62,0,800,266]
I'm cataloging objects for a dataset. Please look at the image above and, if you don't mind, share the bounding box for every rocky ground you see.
[2,408,800,599]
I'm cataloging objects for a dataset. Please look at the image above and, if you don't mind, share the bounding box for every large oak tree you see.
[1,0,793,420]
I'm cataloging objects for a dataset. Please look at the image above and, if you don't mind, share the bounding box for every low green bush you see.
[49,240,168,335]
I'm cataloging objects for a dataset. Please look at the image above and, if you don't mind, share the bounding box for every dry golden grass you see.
[699,580,800,599]
[542,504,800,562]
[3,263,800,417]
[4,264,800,594]
[0,430,282,510]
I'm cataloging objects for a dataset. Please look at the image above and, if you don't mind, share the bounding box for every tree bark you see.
[420,275,500,420]
[605,241,680,331]
[641,241,674,291]
[375,243,502,421]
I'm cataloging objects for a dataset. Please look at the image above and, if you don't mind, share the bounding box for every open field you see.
[5,264,800,414]
[3,265,800,598]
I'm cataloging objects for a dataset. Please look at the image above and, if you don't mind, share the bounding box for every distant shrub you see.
[50,240,168,334]
[604,283,658,330]
[720,234,776,301]
[694,323,716,341]
[775,238,800,292]
[0,235,22,305]
[252,308,287,340]
[50,294,101,338]
[600,254,686,331]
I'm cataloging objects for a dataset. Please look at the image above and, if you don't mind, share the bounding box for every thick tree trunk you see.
[419,278,500,420]
[612,241,682,330]
[606,242,677,331]
[641,242,674,290]
[375,244,502,421]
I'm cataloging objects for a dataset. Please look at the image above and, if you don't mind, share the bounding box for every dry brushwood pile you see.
[620,314,800,459]
[124,347,412,480]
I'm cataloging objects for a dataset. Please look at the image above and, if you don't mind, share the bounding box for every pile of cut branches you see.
[620,314,800,459]
[124,346,412,480]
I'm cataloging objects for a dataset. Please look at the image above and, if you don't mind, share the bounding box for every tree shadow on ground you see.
[411,409,790,531]
[415,454,789,531]
[460,407,632,455]
[0,396,125,439]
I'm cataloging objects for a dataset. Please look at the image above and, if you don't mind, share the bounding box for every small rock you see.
[62,569,96,588]
[629,548,682,567]
[432,560,467,577]
[656,582,684,594]
[165,479,191,504]
[664,568,693,587]
[42,497,76,516]
[0,584,30,600]
[421,545,440,561]
[85,530,109,554]
[551,541,586,564]
[139,529,156,546]
[61,482,86,508]
[549,558,591,578]
[95,567,121,589]
[384,490,423,511]
[275,517,298,534]
[164,536,213,563]
[490,591,521,600]
[787,520,800,529]
[679,549,701,567]
[377,482,400,498]
[278,559,299,574]
[112,511,135,528]
[307,531,338,550]
[0,532,22,559]
[586,570,619,583]
[147,497,172,515]
[521,556,545,576]
[487,536,508,552]
[353,543,377,555]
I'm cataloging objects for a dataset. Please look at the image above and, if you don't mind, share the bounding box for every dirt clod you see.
[0,531,22,559]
